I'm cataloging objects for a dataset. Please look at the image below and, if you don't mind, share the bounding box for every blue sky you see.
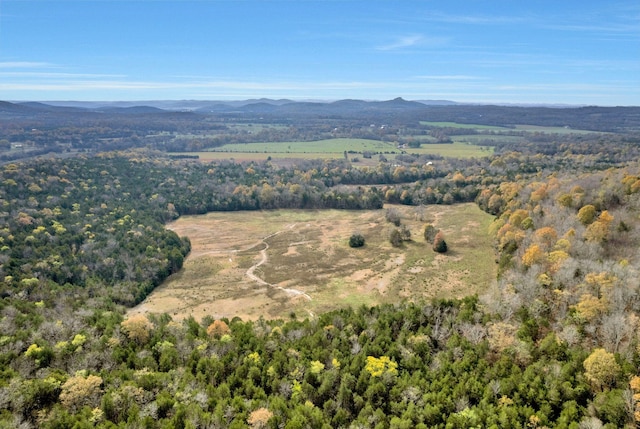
[0,0,638,104]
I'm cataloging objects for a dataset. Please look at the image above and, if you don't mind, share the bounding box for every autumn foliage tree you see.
[584,210,614,243]
[583,348,620,391]
[59,374,103,412]
[577,204,597,225]
[248,408,274,429]
[522,244,545,268]
[630,376,640,424]
[207,320,230,338]
[121,314,153,345]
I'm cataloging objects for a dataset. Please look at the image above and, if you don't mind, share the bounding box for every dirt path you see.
[247,225,312,301]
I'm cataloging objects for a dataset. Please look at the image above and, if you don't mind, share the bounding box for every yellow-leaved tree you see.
[629,376,640,424]
[60,374,103,412]
[584,210,614,243]
[365,356,398,378]
[121,314,153,345]
[583,348,620,391]
[522,244,545,268]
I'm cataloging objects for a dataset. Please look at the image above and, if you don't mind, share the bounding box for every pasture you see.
[128,203,496,321]
[173,138,492,162]
[422,121,598,135]
[208,138,398,154]
[420,121,509,131]
[404,141,493,158]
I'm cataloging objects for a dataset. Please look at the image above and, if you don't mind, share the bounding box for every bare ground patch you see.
[128,204,496,321]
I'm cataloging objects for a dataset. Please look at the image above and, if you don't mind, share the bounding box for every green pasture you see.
[172,151,340,161]
[513,124,597,134]
[209,138,399,154]
[420,121,509,131]
[453,134,525,144]
[172,139,491,161]
[421,121,599,135]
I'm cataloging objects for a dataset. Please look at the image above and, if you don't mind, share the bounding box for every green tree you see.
[577,204,597,225]
[349,233,365,248]
[390,229,403,247]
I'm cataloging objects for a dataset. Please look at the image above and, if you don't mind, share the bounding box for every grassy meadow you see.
[129,203,497,321]
[420,121,509,131]
[208,138,398,154]
[173,138,493,162]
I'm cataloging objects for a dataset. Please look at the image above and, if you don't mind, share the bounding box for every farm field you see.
[128,203,496,321]
[173,139,492,161]
[420,121,509,131]
[404,141,494,157]
[208,138,398,154]
[513,124,597,134]
[422,120,598,134]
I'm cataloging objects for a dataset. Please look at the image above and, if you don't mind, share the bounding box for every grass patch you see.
[420,121,509,131]
[209,138,399,154]
[173,138,491,161]
[128,204,496,321]
[513,124,598,134]
[404,142,493,158]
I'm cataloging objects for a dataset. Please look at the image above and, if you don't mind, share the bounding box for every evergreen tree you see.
[349,233,365,248]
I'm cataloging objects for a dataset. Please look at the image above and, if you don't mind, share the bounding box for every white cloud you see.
[0,71,126,78]
[0,61,55,69]
[414,75,484,81]
[375,35,447,51]
[420,12,525,25]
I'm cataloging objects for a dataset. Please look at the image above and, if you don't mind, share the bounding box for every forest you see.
[1,102,640,428]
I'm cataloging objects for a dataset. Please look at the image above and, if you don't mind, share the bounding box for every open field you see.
[405,141,493,158]
[513,124,598,134]
[452,134,526,144]
[208,138,399,154]
[174,151,341,162]
[172,139,492,162]
[422,121,598,135]
[128,203,496,321]
[420,121,509,131]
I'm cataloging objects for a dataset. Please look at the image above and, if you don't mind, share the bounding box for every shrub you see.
[423,224,438,243]
[433,232,447,253]
[349,233,365,248]
[390,229,403,247]
[385,208,401,226]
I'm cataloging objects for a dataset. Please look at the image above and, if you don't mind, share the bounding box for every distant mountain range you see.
[15,97,458,111]
[1,98,639,132]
